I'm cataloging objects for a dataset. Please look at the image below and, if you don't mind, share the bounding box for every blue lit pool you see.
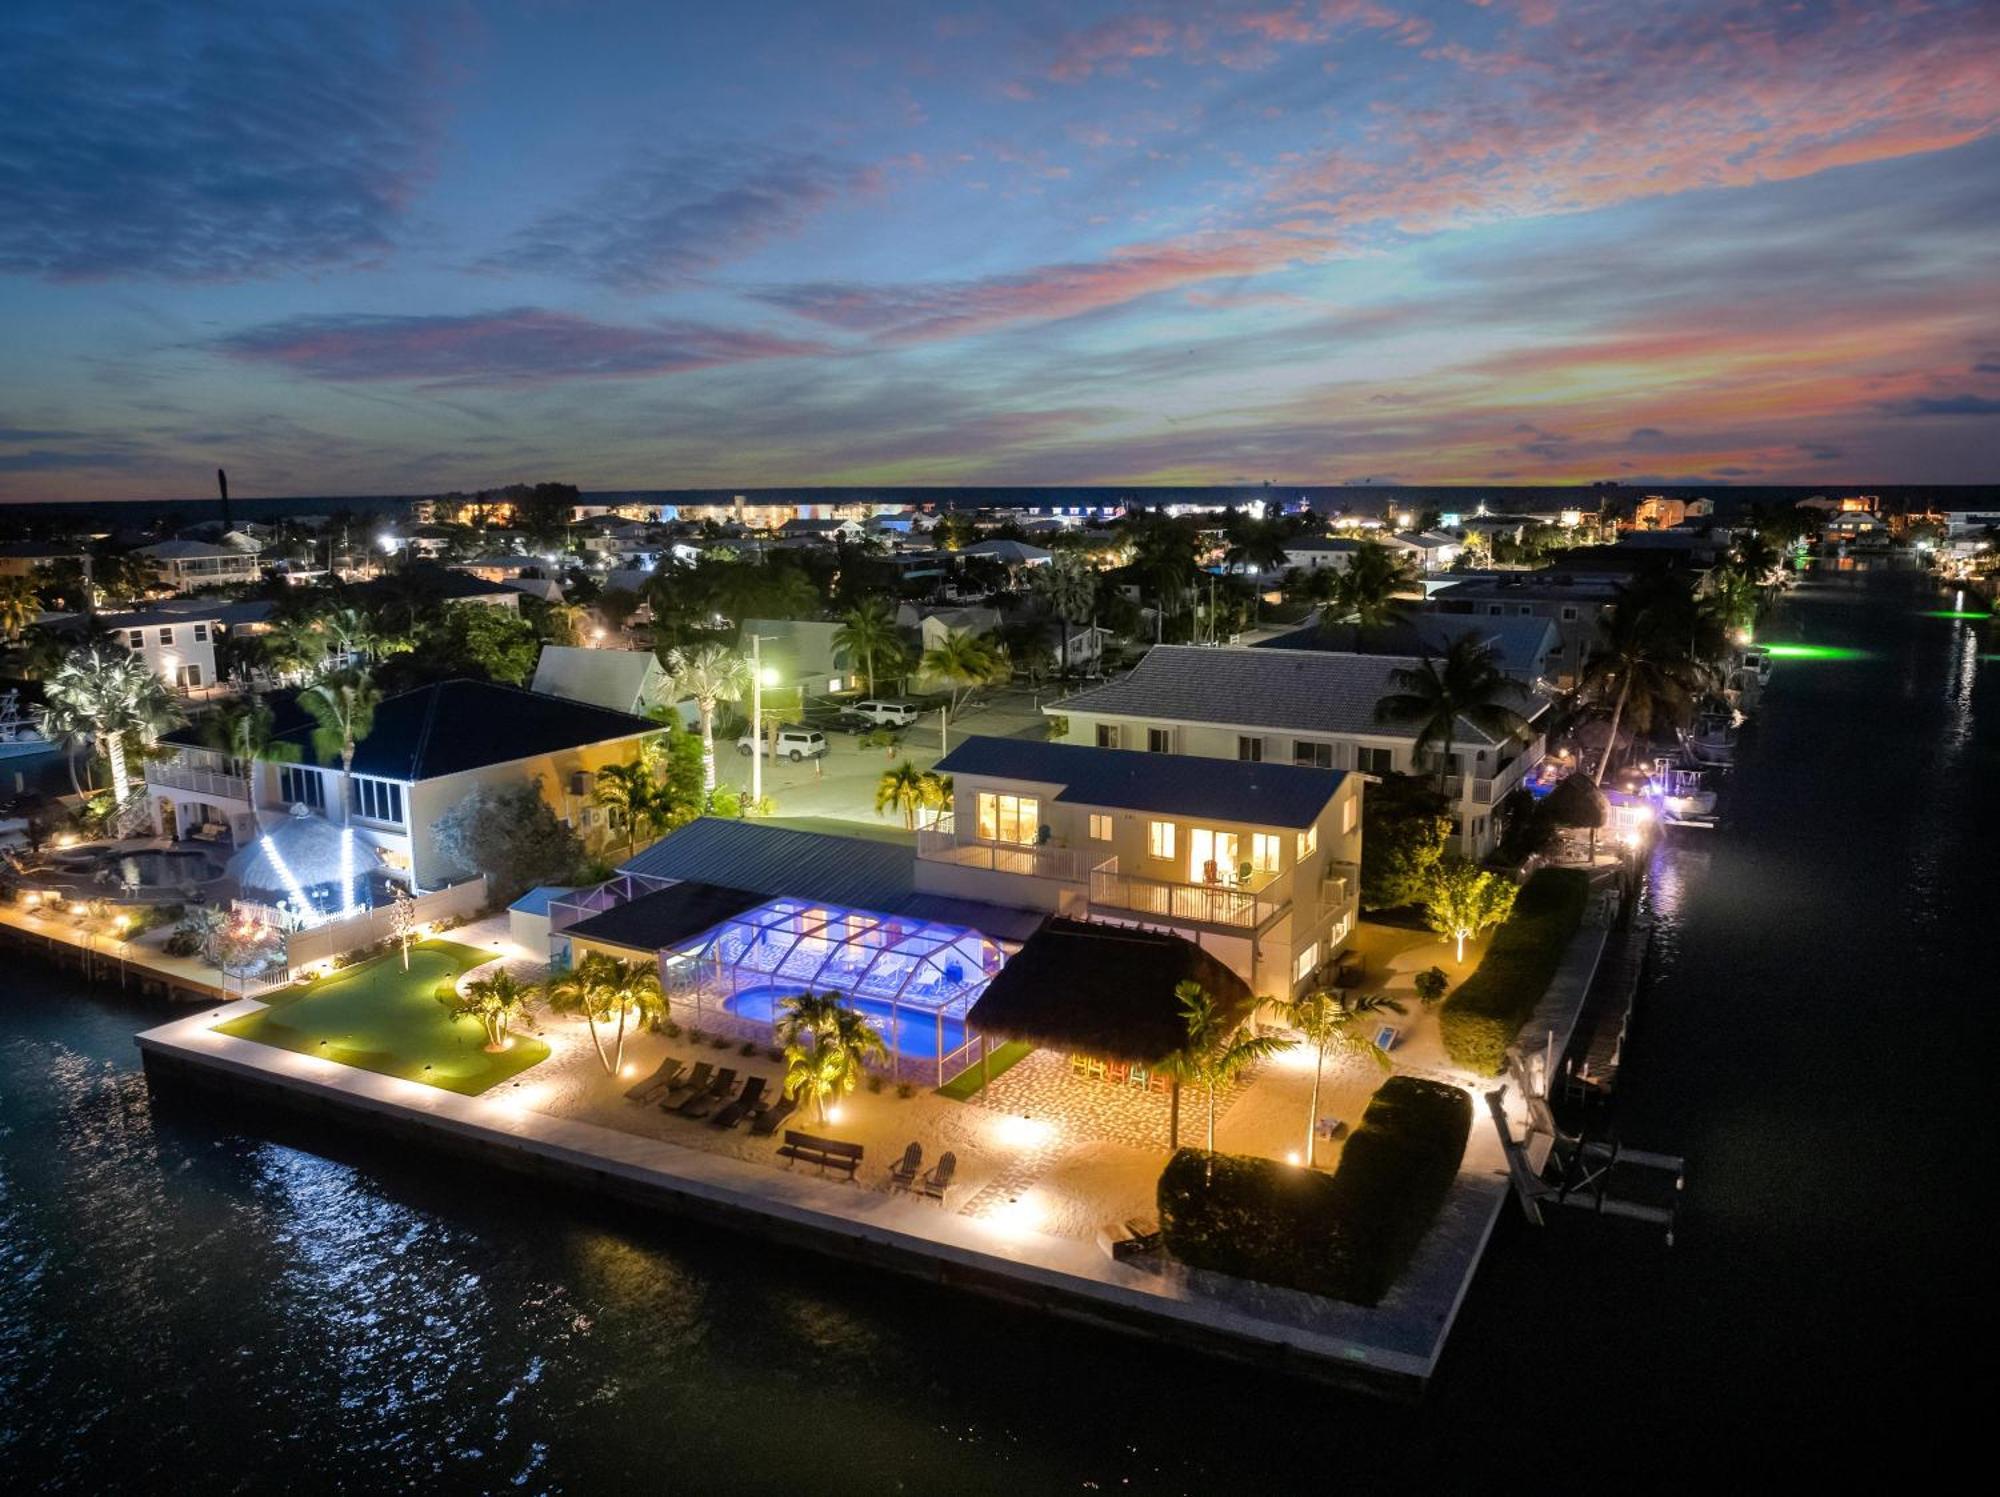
[721,985,970,1060]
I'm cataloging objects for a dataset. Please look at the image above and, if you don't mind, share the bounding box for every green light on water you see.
[1763,643,1866,661]
[1920,609,1993,620]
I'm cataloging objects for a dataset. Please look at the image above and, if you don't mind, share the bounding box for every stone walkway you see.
[970,1049,1260,1153]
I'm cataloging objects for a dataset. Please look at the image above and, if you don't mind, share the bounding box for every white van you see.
[843,699,921,729]
[736,726,828,761]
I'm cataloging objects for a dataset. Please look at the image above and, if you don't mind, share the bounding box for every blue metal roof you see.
[508,884,577,917]
[934,736,1346,830]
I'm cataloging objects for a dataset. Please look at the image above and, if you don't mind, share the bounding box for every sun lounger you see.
[710,1075,767,1129]
[748,1095,797,1136]
[623,1056,684,1103]
[678,1067,738,1118]
[886,1141,923,1190]
[918,1151,956,1203]
[1102,1216,1162,1262]
[661,1061,712,1109]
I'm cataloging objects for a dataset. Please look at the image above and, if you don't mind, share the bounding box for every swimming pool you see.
[721,985,970,1061]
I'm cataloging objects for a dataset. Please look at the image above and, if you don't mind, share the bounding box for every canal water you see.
[1,566,1987,1492]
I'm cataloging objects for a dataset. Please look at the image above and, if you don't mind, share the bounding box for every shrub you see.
[739,1040,758,1056]
[1437,867,1590,1074]
[1414,966,1449,1007]
[895,1082,916,1100]
[866,1073,886,1094]
[687,1028,707,1045]
[660,1019,682,1039]
[710,1034,732,1049]
[1157,1077,1471,1306]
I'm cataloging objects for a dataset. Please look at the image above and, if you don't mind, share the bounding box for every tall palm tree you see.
[781,999,887,1123]
[0,576,38,643]
[774,989,847,1050]
[544,950,662,1075]
[591,759,657,856]
[1031,553,1098,679]
[832,599,903,696]
[663,643,750,791]
[1276,988,1407,1166]
[1173,980,1290,1155]
[918,770,952,829]
[1580,581,1711,784]
[875,760,929,830]
[298,669,380,826]
[38,647,185,831]
[1327,541,1419,636]
[1374,634,1531,792]
[920,631,1006,716]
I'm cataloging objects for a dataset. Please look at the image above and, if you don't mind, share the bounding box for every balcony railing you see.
[145,758,250,802]
[1088,858,1287,930]
[915,819,1093,882]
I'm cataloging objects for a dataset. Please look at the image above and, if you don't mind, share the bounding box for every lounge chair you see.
[623,1055,683,1103]
[661,1061,712,1109]
[918,1150,956,1204]
[886,1141,923,1191]
[678,1067,738,1118]
[748,1095,797,1136]
[710,1075,767,1129]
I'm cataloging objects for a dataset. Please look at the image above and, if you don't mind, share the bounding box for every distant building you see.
[530,645,674,717]
[136,538,262,594]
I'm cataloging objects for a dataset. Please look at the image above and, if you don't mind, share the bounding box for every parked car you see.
[735,726,828,761]
[840,699,921,729]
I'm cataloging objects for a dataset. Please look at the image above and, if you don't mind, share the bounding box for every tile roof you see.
[265,678,656,781]
[1048,644,1544,748]
[935,734,1346,829]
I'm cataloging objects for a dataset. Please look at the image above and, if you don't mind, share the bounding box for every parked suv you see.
[842,699,921,729]
[735,726,828,761]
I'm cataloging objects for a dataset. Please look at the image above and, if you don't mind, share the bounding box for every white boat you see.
[1652,761,1718,825]
[1679,705,1740,766]
[0,691,49,759]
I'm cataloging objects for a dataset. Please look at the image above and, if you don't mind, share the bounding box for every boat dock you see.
[1559,918,1653,1105]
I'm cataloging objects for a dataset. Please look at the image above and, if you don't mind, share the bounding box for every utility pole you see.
[750,633,764,811]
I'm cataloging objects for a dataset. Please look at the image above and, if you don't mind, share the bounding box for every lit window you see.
[1296,824,1318,859]
[1251,833,1281,873]
[1088,813,1112,841]
[1294,942,1319,983]
[1342,795,1358,835]
[1148,820,1176,860]
[975,791,1039,845]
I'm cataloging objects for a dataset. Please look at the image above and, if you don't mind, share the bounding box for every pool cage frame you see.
[660,896,1004,1087]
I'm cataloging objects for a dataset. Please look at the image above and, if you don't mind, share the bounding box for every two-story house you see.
[1046,644,1549,858]
[135,539,263,593]
[145,679,659,888]
[1423,573,1625,689]
[96,599,276,691]
[916,736,1362,999]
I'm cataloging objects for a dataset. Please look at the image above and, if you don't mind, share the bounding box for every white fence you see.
[266,878,489,971]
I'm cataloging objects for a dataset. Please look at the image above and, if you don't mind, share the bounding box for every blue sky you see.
[2,0,1996,500]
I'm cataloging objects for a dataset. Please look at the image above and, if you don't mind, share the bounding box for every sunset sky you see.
[2,0,1996,501]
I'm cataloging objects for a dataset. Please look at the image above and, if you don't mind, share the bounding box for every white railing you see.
[145,759,251,802]
[915,818,1092,882]
[1088,860,1286,930]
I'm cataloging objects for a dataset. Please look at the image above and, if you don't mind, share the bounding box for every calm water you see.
[1,567,1987,1492]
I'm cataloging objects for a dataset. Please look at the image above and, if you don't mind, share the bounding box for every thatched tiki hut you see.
[966,918,1256,1145]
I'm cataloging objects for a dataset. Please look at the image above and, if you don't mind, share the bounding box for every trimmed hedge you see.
[1157,1076,1471,1306]
[1438,867,1590,1075]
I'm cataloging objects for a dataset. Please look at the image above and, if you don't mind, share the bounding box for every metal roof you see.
[935,735,1346,830]
[620,818,919,910]
[1049,643,1545,748]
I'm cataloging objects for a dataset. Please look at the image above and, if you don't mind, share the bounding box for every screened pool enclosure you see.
[663,897,1006,1086]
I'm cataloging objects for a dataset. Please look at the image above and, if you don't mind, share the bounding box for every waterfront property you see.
[134,537,263,593]
[1048,645,1548,858]
[144,678,660,889]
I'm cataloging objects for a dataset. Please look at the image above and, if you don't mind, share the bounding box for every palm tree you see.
[0,576,38,643]
[875,760,929,830]
[918,770,952,829]
[663,643,750,791]
[774,989,846,1050]
[298,669,379,826]
[833,599,903,696]
[781,999,887,1123]
[920,630,1006,716]
[1276,988,1408,1166]
[38,647,185,831]
[442,968,532,1051]
[1031,553,1098,679]
[592,759,657,856]
[1327,541,1419,635]
[1173,980,1290,1155]
[543,950,662,1075]
[1424,855,1517,962]
[1374,634,1531,792]
[1580,581,1710,784]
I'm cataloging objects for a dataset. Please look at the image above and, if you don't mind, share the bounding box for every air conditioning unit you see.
[568,769,594,797]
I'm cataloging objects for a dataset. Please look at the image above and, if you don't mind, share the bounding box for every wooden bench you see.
[775,1129,864,1181]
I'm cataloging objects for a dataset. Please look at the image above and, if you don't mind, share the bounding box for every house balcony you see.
[145,755,250,803]
[1087,857,1288,931]
[915,818,1094,883]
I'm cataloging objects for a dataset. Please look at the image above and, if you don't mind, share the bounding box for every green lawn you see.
[936,1040,1035,1101]
[216,939,549,1096]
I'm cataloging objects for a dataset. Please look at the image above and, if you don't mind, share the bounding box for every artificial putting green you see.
[936,1040,1035,1100]
[216,939,549,1096]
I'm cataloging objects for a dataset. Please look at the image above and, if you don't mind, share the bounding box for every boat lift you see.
[1485,1044,1685,1244]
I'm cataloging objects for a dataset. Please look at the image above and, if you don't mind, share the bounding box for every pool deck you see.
[135,915,1611,1396]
